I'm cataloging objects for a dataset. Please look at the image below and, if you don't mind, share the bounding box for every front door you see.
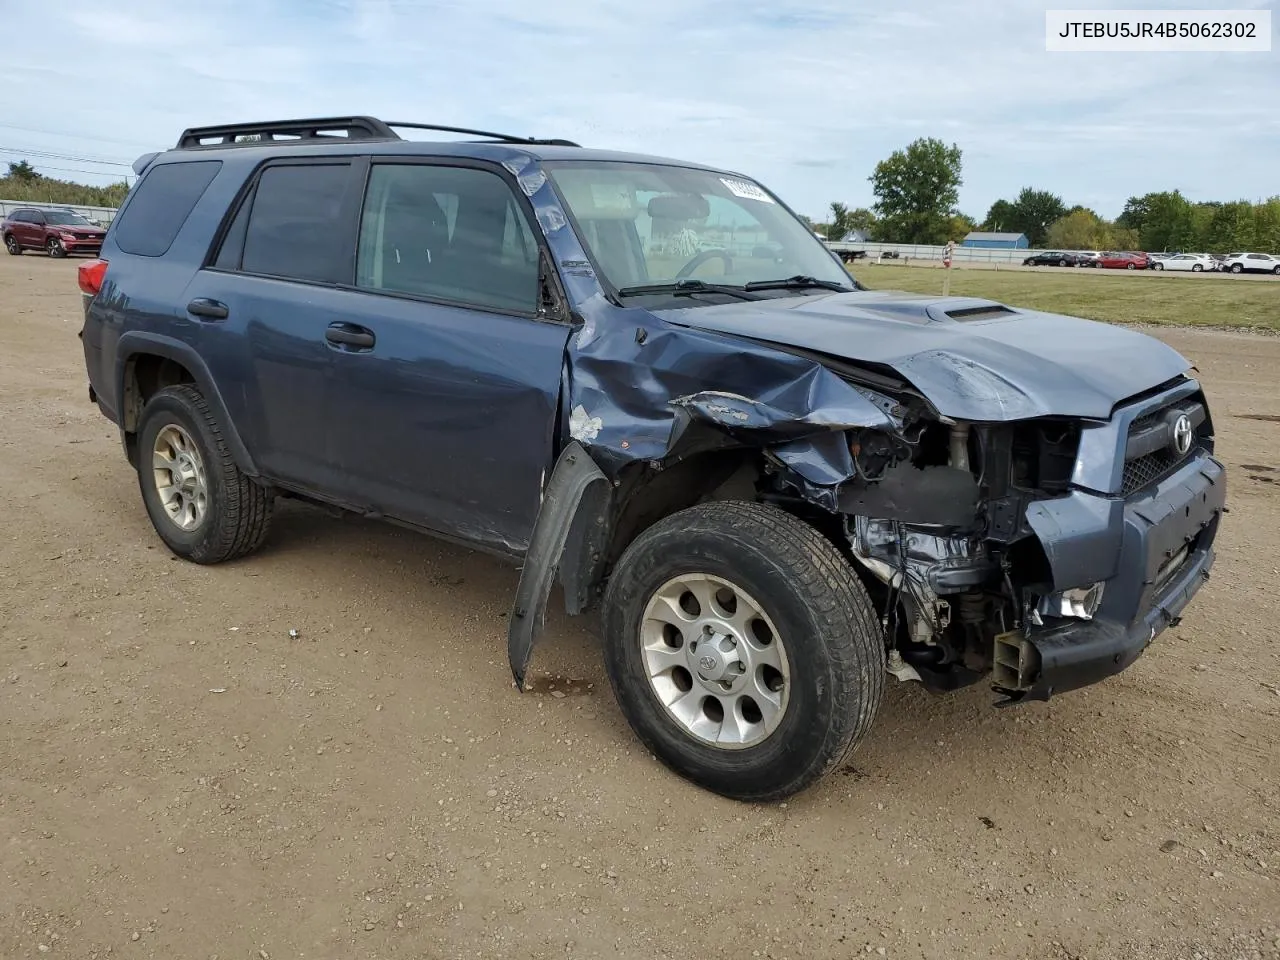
[323,160,572,556]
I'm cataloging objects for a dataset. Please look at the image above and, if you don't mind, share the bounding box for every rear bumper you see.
[1011,451,1226,699]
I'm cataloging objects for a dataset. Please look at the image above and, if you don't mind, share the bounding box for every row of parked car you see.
[1022,249,1280,274]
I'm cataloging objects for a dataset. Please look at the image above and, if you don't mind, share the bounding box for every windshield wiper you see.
[743,275,853,293]
[615,280,763,301]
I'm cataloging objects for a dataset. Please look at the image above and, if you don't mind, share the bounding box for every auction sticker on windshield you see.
[720,177,775,203]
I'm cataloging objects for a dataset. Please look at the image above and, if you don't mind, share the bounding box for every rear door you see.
[322,159,572,556]
[184,158,366,495]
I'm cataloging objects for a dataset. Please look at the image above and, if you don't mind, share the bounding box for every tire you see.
[1231,264,1243,274]
[1154,263,1164,270]
[4,233,20,256]
[1126,263,1136,270]
[1192,264,1203,272]
[1058,259,1067,267]
[136,384,273,564]
[601,500,884,801]
[46,237,66,258]
[1273,265,1280,276]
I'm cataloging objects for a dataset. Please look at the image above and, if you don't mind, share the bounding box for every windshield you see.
[544,161,852,296]
[43,211,92,226]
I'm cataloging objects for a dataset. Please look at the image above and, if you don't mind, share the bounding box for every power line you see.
[14,162,129,180]
[0,122,154,149]
[0,145,133,167]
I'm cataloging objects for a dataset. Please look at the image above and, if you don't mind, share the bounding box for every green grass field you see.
[847,264,1280,332]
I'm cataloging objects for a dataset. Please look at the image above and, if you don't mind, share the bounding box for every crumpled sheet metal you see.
[564,311,894,492]
[500,148,899,501]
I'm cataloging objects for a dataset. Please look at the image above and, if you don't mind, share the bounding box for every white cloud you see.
[0,0,1274,218]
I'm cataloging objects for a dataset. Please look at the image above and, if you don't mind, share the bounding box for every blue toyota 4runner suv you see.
[79,117,1226,800]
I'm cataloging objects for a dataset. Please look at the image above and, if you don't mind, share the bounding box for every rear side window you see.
[237,163,354,284]
[113,160,221,257]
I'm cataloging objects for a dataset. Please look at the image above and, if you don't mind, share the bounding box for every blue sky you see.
[0,0,1275,221]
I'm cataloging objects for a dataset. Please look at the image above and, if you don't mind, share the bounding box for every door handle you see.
[325,323,376,350]
[187,298,229,320]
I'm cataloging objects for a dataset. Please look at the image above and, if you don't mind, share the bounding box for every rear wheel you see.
[136,384,273,564]
[4,234,20,256]
[46,237,65,258]
[601,501,884,801]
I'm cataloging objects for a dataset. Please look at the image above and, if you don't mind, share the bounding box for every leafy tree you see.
[7,160,40,182]
[0,172,128,207]
[1045,209,1109,250]
[1253,197,1280,254]
[981,199,1015,232]
[824,202,877,240]
[1104,226,1140,250]
[983,188,1065,246]
[1005,188,1066,247]
[870,138,962,244]
[947,212,977,241]
[1138,191,1196,252]
[1115,195,1151,232]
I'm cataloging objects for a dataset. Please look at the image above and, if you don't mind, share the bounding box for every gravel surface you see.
[1,255,1277,959]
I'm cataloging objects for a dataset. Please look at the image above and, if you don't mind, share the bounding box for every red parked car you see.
[1096,251,1149,270]
[3,207,107,258]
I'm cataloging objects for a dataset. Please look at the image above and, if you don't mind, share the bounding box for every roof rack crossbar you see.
[385,122,580,148]
[177,116,399,149]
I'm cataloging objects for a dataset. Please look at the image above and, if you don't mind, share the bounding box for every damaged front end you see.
[511,312,1225,705]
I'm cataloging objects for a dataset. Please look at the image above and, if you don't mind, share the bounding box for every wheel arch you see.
[508,442,771,688]
[115,332,258,476]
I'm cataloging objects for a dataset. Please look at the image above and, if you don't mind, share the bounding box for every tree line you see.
[816,139,1280,254]
[2,161,129,208]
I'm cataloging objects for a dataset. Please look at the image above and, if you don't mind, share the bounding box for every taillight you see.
[78,258,108,296]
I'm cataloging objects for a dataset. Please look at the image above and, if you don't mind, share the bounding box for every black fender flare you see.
[507,441,611,690]
[114,331,259,477]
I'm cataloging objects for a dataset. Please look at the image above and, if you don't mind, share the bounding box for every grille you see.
[1122,449,1182,496]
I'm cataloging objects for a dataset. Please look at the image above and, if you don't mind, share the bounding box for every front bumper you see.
[1006,451,1225,699]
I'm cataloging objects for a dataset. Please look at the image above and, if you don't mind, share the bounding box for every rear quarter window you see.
[113,160,222,257]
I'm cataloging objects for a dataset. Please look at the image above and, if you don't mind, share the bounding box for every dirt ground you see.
[1,253,1277,960]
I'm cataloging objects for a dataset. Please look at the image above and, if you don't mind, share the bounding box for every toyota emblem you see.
[698,655,718,671]
[1171,413,1193,456]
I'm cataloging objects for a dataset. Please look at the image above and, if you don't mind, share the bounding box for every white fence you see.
[827,240,1045,264]
[0,199,117,226]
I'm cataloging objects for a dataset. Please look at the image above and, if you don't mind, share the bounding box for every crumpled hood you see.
[654,289,1192,421]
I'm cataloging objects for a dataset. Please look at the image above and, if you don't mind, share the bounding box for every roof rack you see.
[176,115,580,150]
[177,117,397,148]
[384,121,580,147]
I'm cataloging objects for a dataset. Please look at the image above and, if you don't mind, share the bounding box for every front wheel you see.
[1273,265,1280,275]
[136,384,274,564]
[601,501,884,801]
[1192,264,1203,272]
[1126,263,1136,270]
[4,234,20,256]
[1231,264,1243,274]
[1154,262,1164,270]
[46,237,66,258]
